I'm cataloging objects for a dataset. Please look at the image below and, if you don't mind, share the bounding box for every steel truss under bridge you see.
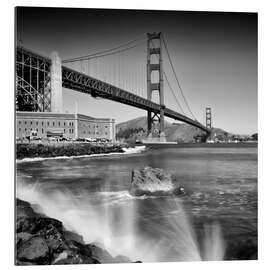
[16,46,51,112]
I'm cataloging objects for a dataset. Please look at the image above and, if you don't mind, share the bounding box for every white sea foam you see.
[17,179,225,262]
[16,145,146,163]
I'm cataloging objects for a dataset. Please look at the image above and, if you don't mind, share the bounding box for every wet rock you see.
[16,198,138,265]
[37,222,65,252]
[64,230,85,244]
[114,254,132,263]
[130,166,184,196]
[87,244,115,263]
[53,256,98,264]
[16,199,38,219]
[17,236,49,263]
[16,232,33,245]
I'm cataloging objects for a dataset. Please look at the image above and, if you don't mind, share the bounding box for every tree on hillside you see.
[251,133,258,141]
[116,127,145,140]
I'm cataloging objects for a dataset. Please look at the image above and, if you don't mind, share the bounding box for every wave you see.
[16,146,146,163]
[96,190,160,205]
[122,146,146,154]
[17,180,225,262]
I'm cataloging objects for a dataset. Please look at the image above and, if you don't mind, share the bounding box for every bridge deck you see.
[62,66,209,133]
[16,47,210,133]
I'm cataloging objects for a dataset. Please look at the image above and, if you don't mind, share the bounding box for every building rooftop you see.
[16,111,114,122]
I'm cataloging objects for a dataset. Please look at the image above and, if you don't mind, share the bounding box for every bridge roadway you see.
[62,66,209,133]
[16,47,210,133]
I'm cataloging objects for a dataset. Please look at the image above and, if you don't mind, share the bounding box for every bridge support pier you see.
[146,32,166,142]
[50,52,63,113]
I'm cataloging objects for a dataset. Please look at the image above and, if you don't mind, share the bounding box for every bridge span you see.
[62,66,209,132]
[16,40,210,136]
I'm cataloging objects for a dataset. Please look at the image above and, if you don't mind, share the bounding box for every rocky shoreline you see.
[16,198,138,265]
[16,143,124,160]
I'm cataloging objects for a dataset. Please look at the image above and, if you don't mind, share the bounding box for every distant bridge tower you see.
[147,32,166,141]
[206,107,212,129]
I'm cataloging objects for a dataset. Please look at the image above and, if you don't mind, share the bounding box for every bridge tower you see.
[206,107,212,129]
[50,52,63,113]
[147,32,166,142]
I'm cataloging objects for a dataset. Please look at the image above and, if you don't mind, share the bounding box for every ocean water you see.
[16,146,257,262]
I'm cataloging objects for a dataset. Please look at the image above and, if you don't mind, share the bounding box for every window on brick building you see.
[36,122,38,126]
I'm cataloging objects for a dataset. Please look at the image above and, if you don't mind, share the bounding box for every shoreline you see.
[144,142,258,149]
[16,145,146,163]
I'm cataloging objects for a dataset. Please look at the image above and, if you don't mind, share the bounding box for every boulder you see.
[17,236,49,263]
[130,167,184,196]
[87,244,115,263]
[114,254,132,263]
[64,230,85,245]
[15,198,139,265]
[16,232,33,245]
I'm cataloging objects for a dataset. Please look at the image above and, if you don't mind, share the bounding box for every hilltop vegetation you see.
[116,116,244,143]
[116,116,207,143]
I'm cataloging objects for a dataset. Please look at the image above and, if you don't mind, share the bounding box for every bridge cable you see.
[63,35,146,63]
[63,39,146,64]
[163,72,186,115]
[161,34,197,121]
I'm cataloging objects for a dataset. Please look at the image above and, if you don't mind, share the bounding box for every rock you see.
[17,236,49,263]
[64,230,85,245]
[52,250,98,265]
[16,232,33,245]
[16,199,38,219]
[37,221,65,252]
[15,198,138,265]
[130,167,184,196]
[53,256,98,265]
[16,199,41,233]
[58,240,96,264]
[87,244,115,263]
[114,255,132,263]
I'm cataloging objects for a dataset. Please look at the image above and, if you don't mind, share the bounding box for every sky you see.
[16,7,257,134]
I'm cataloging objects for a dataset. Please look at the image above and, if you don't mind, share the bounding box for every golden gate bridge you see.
[16,32,211,141]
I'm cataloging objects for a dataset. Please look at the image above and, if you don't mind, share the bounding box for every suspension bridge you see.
[16,32,210,141]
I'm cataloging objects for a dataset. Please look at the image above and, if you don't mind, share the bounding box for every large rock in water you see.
[130,167,184,196]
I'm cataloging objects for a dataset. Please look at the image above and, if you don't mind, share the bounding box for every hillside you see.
[116,116,229,143]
